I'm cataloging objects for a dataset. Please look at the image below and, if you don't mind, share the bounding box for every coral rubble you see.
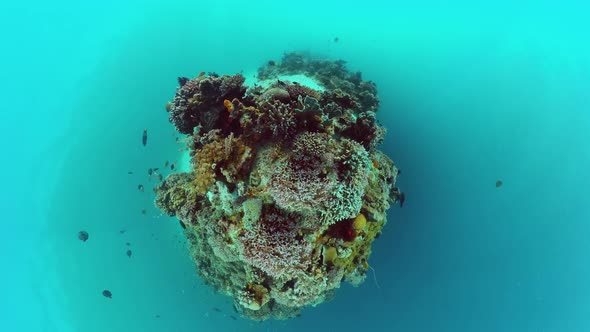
[156,52,402,320]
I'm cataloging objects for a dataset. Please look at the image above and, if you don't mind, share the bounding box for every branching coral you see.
[237,208,313,278]
[154,52,403,321]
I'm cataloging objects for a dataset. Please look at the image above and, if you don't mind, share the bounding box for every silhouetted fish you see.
[178,77,189,87]
[148,168,153,176]
[164,161,169,167]
[334,37,339,43]
[119,229,126,234]
[155,174,163,181]
[153,168,159,172]
[179,220,186,230]
[128,171,133,174]
[496,180,503,188]
[102,290,112,299]
[399,192,405,208]
[141,209,146,215]
[138,184,144,192]
[126,249,132,258]
[213,307,222,313]
[126,242,131,246]
[78,231,89,242]
[170,164,175,170]
[142,129,148,146]
[230,315,237,320]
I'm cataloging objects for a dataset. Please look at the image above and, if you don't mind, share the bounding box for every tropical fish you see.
[142,129,148,146]
[102,290,112,299]
[178,77,189,87]
[78,231,89,242]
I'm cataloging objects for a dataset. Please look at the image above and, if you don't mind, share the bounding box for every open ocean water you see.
[2,1,590,331]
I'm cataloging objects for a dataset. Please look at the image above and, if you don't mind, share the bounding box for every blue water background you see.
[2,1,590,331]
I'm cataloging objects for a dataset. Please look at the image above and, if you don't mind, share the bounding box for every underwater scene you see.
[3,0,590,331]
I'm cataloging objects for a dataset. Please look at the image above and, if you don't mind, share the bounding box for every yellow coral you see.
[352,213,367,230]
[223,99,234,113]
[323,246,338,264]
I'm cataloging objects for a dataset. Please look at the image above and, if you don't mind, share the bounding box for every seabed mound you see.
[156,52,403,320]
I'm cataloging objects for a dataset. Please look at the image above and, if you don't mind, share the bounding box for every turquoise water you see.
[3,1,590,331]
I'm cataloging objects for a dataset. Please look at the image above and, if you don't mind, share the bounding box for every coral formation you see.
[156,52,403,320]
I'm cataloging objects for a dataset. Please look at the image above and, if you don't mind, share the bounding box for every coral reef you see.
[155,52,403,320]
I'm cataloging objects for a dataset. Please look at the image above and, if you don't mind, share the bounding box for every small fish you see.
[142,129,148,146]
[102,290,112,299]
[213,307,222,313]
[78,231,89,242]
[268,60,276,66]
[496,180,503,188]
[170,164,175,170]
[175,137,179,143]
[126,242,131,246]
[155,174,163,181]
[138,184,144,192]
[155,314,160,318]
[141,209,146,215]
[148,168,153,176]
[126,249,132,258]
[179,220,186,230]
[153,168,159,172]
[399,192,405,208]
[119,229,126,234]
[230,315,237,320]
[127,171,133,175]
[178,77,189,87]
[164,161,169,167]
[334,37,340,43]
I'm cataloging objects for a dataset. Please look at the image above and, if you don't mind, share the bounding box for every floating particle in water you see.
[78,231,89,242]
[102,290,112,299]
[138,184,144,192]
[126,249,132,258]
[142,129,148,146]
[496,180,503,188]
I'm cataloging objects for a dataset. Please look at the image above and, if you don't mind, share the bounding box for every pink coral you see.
[237,209,312,278]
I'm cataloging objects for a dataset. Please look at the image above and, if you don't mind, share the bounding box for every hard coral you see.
[167,73,246,134]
